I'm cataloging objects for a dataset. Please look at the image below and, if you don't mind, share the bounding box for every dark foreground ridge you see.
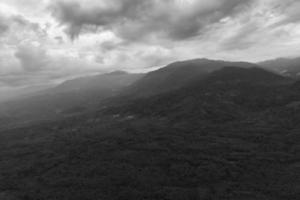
[0,60,299,200]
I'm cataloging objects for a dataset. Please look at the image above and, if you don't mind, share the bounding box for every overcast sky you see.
[0,0,300,92]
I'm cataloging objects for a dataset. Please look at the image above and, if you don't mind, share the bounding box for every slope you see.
[0,67,299,200]
[259,56,300,78]
[0,71,144,128]
[126,58,258,97]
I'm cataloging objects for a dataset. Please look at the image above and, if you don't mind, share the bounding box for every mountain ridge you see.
[125,58,259,97]
[259,56,300,77]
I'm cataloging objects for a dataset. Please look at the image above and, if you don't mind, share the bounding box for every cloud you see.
[15,44,49,73]
[0,4,39,37]
[0,12,45,45]
[54,36,64,44]
[0,52,103,87]
[50,0,255,41]
[284,1,300,24]
[220,20,260,50]
[99,41,120,53]
[0,15,10,35]
[266,0,300,27]
[11,15,40,30]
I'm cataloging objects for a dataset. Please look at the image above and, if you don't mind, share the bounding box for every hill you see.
[50,71,140,94]
[126,59,258,97]
[0,60,299,200]
[0,71,144,128]
[106,67,291,120]
[259,57,300,78]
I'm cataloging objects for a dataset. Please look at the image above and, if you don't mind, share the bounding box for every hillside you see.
[50,71,141,94]
[0,71,144,129]
[1,0,300,199]
[0,65,299,199]
[105,67,294,123]
[126,59,258,97]
[259,57,300,78]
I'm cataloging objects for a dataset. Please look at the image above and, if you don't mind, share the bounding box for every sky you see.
[0,0,300,94]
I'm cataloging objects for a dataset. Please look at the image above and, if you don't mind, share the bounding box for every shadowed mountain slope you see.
[106,67,292,120]
[126,59,259,97]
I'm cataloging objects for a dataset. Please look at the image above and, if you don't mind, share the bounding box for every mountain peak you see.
[126,59,259,97]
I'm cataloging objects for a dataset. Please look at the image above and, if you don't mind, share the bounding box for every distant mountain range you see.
[48,71,142,94]
[105,66,293,122]
[0,57,299,129]
[0,71,143,127]
[259,56,300,77]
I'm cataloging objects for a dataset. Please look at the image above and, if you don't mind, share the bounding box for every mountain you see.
[106,66,291,120]
[0,65,299,200]
[0,71,144,128]
[49,71,140,94]
[126,58,259,97]
[259,57,300,78]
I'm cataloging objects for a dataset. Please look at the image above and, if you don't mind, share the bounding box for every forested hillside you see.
[0,63,299,200]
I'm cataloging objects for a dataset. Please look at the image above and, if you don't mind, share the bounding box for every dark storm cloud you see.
[50,0,255,41]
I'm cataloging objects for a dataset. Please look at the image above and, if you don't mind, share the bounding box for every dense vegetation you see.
[0,64,299,200]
